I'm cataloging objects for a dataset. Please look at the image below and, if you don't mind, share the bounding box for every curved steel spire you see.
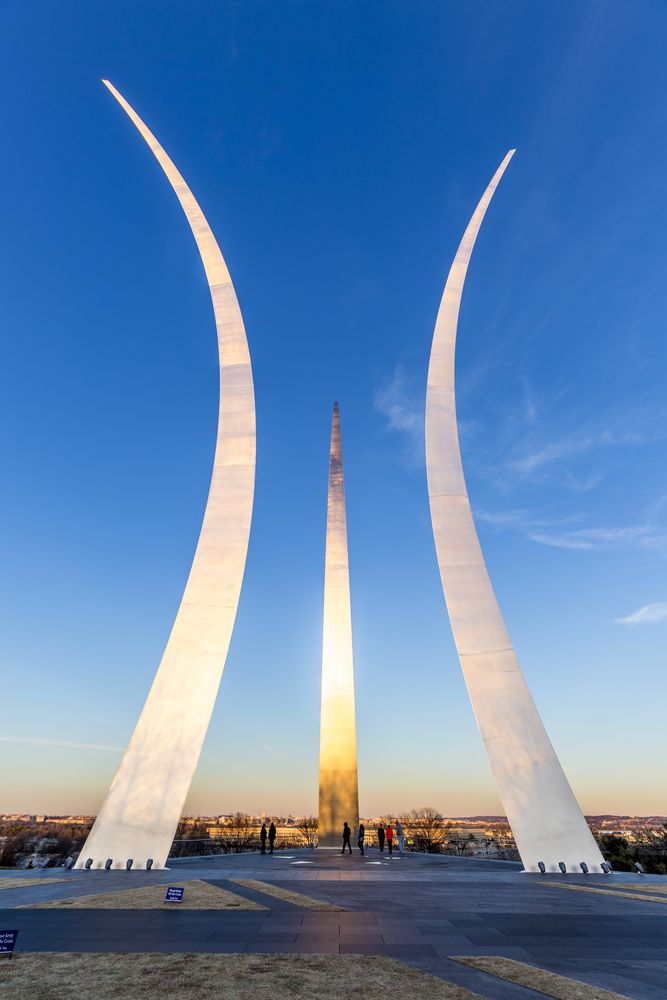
[425,151,603,873]
[76,82,256,870]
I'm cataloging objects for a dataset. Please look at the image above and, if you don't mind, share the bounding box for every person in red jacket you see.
[385,823,394,855]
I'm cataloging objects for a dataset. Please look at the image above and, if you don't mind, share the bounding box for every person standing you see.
[342,822,352,855]
[268,821,276,854]
[260,822,267,855]
[395,818,405,855]
[386,822,394,855]
[377,824,385,853]
[358,822,365,856]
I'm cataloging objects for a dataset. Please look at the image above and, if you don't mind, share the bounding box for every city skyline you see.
[2,1,667,820]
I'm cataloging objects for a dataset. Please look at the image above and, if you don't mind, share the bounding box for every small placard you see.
[0,930,18,958]
[165,887,184,903]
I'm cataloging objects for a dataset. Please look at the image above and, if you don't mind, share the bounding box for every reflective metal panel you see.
[318,403,360,847]
[425,152,603,873]
[75,82,255,870]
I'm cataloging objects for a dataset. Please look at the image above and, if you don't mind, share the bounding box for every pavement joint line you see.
[449,956,630,1000]
[3,851,667,996]
[543,882,667,906]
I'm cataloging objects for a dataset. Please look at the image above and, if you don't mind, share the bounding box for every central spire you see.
[318,402,360,847]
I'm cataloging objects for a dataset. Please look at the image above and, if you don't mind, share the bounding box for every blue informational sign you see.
[165,887,184,902]
[0,930,18,958]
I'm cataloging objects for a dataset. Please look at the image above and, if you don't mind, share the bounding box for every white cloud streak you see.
[509,423,660,481]
[615,602,667,626]
[483,399,667,495]
[476,508,582,530]
[0,735,123,752]
[476,506,667,555]
[528,525,667,554]
[374,366,424,465]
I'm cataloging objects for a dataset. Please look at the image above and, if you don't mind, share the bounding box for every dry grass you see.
[23,879,265,910]
[544,881,667,906]
[232,878,342,911]
[0,878,70,891]
[601,881,667,896]
[0,952,484,999]
[450,956,628,1000]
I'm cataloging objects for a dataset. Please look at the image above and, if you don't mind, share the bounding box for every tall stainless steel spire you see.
[76,82,256,870]
[318,402,360,847]
[425,151,603,873]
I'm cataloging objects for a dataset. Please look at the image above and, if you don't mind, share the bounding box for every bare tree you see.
[223,813,257,853]
[400,807,447,853]
[297,816,318,848]
[0,832,30,867]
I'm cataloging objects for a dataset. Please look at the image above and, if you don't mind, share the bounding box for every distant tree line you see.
[0,820,92,868]
[597,827,667,875]
[6,813,665,873]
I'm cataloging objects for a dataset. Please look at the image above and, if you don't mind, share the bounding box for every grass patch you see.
[544,881,667,905]
[0,952,484,999]
[601,881,667,896]
[0,878,70,891]
[232,879,343,911]
[450,956,628,1000]
[22,879,265,910]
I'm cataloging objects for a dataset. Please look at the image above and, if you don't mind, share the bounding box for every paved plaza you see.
[1,850,666,998]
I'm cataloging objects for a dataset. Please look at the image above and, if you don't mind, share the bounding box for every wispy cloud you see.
[476,508,582,530]
[475,508,533,528]
[509,421,661,483]
[466,389,666,495]
[520,377,540,426]
[476,505,667,555]
[527,525,667,554]
[615,602,667,626]
[374,366,424,466]
[341,279,381,317]
[0,735,123,752]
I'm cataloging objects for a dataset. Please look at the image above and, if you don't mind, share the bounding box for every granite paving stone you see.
[3,849,667,998]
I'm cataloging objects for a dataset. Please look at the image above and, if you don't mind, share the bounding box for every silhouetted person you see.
[342,822,352,855]
[260,823,267,854]
[377,825,385,852]
[358,822,365,856]
[268,821,276,854]
[386,823,394,855]
[395,818,405,854]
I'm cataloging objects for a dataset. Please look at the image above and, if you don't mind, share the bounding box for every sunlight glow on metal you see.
[318,402,360,848]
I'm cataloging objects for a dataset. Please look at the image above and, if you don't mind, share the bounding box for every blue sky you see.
[1,1,666,818]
